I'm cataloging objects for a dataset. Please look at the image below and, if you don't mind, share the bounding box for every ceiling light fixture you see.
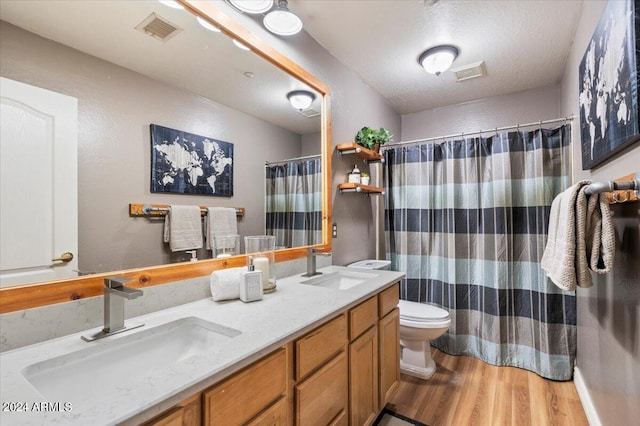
[196,16,221,32]
[228,0,274,14]
[418,45,459,76]
[158,0,184,10]
[287,90,315,110]
[263,0,302,36]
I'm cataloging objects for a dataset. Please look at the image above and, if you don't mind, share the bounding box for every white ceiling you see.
[0,0,585,123]
[290,0,585,114]
[0,0,321,135]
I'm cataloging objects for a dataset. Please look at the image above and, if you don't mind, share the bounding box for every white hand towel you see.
[541,180,615,291]
[163,205,203,252]
[210,267,243,301]
[205,207,238,250]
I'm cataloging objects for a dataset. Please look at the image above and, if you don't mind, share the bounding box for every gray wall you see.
[559,1,640,424]
[0,22,303,273]
[401,84,561,140]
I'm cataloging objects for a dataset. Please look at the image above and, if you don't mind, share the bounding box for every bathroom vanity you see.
[0,266,404,425]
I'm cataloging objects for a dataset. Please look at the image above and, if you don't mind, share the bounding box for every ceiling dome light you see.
[158,0,184,10]
[287,90,315,110]
[263,0,302,36]
[418,45,459,76]
[196,16,221,32]
[228,0,273,14]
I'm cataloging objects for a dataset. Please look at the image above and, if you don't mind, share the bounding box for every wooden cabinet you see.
[349,326,379,426]
[379,308,400,406]
[378,283,400,407]
[295,314,347,380]
[295,351,348,426]
[294,313,348,425]
[144,394,201,426]
[141,282,400,426]
[203,347,288,425]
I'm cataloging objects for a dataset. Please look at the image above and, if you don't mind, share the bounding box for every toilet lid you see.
[399,300,449,321]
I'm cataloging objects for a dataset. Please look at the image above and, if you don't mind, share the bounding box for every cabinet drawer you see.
[378,283,399,318]
[329,410,347,426]
[203,347,287,426]
[247,396,288,426]
[296,351,348,426]
[349,296,377,340]
[295,313,347,380]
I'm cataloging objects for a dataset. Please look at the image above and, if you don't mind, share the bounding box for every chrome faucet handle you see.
[104,276,143,299]
[308,247,331,256]
[105,276,132,289]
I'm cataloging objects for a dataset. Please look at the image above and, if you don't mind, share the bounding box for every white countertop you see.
[0,266,404,426]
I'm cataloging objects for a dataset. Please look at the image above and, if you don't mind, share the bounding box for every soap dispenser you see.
[239,257,264,303]
[348,164,361,184]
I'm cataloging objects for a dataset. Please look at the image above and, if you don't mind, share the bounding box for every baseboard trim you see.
[574,366,602,426]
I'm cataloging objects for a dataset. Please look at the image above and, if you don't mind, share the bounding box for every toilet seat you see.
[398,300,451,329]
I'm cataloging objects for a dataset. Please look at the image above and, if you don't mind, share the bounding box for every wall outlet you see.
[332,223,337,238]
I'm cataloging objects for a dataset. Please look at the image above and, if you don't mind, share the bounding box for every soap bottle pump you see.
[240,257,264,303]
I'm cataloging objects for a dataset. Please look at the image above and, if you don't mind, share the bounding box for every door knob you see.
[52,252,74,263]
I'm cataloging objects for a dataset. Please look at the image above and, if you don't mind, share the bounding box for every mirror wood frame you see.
[0,0,332,314]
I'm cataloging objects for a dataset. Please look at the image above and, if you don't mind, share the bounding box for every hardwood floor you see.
[386,348,589,426]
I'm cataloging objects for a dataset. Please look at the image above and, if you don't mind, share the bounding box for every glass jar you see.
[244,235,276,292]
[212,234,240,258]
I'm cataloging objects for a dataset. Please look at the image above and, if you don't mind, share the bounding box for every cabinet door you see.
[203,347,287,426]
[247,396,288,426]
[296,351,348,426]
[349,326,378,426]
[144,394,200,426]
[379,308,400,407]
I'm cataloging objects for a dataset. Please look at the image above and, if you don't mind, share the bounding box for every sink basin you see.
[300,270,378,290]
[22,317,240,409]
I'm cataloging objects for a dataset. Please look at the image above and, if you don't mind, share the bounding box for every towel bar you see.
[584,178,639,196]
[129,203,245,218]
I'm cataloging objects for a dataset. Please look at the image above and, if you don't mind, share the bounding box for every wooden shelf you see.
[338,183,385,195]
[336,143,384,163]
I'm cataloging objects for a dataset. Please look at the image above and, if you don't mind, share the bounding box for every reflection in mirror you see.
[0,0,326,289]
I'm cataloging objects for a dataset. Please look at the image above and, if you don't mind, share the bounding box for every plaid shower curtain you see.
[384,125,575,380]
[265,158,322,248]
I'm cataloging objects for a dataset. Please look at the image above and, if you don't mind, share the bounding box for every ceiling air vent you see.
[135,13,182,42]
[451,61,486,82]
[298,108,321,118]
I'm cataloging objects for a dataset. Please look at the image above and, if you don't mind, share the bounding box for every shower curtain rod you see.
[265,154,321,166]
[386,115,575,148]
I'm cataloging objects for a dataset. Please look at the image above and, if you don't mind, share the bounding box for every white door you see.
[0,77,78,287]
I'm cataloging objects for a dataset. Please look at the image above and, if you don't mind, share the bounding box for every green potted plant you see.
[355,127,393,152]
[360,172,370,186]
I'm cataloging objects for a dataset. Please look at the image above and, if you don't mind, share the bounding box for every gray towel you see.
[163,205,203,252]
[541,180,615,291]
[205,207,238,250]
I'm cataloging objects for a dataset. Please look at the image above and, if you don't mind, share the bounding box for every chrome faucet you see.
[302,248,331,277]
[82,277,144,341]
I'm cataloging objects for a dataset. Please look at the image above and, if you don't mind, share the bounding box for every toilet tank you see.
[347,259,391,270]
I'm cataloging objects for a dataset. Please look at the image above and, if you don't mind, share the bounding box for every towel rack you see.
[584,174,639,203]
[129,203,245,218]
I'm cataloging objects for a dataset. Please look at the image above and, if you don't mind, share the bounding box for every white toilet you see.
[398,299,451,379]
[348,260,451,380]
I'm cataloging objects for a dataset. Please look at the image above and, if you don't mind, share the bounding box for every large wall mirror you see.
[0,0,331,312]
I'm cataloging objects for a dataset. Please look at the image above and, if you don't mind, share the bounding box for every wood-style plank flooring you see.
[386,348,588,426]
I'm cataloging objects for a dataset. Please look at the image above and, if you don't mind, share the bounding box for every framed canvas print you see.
[150,124,234,196]
[579,0,639,170]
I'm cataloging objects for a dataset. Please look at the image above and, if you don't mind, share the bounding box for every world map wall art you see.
[150,124,233,196]
[578,0,639,170]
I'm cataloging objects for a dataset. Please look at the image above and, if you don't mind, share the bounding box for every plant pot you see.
[372,143,380,153]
